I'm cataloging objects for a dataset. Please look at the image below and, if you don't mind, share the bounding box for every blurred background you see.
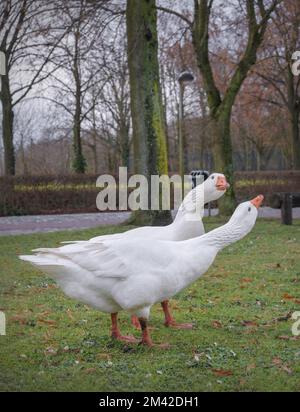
[0,0,299,218]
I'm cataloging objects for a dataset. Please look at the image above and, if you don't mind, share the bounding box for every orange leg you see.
[131,315,141,329]
[111,313,138,343]
[138,317,170,348]
[161,300,193,329]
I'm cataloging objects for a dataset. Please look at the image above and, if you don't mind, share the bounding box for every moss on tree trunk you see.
[126,0,171,225]
[209,111,236,214]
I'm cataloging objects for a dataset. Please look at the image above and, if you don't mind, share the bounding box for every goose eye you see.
[248,207,251,212]
[211,176,214,180]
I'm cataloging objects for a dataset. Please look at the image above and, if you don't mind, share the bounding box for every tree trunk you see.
[72,112,86,173]
[91,142,98,174]
[20,135,28,175]
[72,78,86,174]
[191,0,279,214]
[209,110,236,214]
[126,0,171,225]
[119,123,130,169]
[1,73,15,175]
[256,149,262,171]
[287,66,300,169]
[71,24,86,174]
[291,107,300,169]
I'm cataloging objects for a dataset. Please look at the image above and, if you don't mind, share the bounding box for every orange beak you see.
[216,176,230,191]
[250,195,264,209]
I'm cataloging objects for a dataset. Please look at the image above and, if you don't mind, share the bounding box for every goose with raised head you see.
[65,172,229,329]
[20,195,263,347]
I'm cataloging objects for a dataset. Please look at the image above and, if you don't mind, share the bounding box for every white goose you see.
[20,195,263,347]
[64,173,229,329]
[88,173,229,244]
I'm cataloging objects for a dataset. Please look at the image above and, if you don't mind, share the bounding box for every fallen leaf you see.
[271,358,293,374]
[211,320,223,329]
[36,311,50,317]
[281,365,293,375]
[272,357,282,366]
[212,369,233,377]
[246,363,256,372]
[277,335,290,340]
[37,319,56,325]
[241,320,258,327]
[10,316,27,324]
[282,293,295,300]
[241,278,253,283]
[277,335,300,341]
[84,368,96,374]
[96,353,111,360]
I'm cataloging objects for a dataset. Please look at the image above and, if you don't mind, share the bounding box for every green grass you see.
[0,219,300,392]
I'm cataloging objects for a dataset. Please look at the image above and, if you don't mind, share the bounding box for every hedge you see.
[0,171,299,216]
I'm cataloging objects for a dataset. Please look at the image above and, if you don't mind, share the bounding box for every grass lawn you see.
[0,218,300,392]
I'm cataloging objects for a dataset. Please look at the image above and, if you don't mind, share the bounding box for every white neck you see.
[198,219,250,252]
[170,215,204,240]
[174,183,207,222]
[181,219,247,288]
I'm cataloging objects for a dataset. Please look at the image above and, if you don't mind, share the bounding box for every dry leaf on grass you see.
[271,358,293,375]
[212,369,233,377]
[10,315,27,324]
[246,363,256,372]
[96,353,111,360]
[281,365,293,375]
[277,335,290,340]
[211,320,223,329]
[241,320,258,327]
[37,318,57,326]
[241,278,253,283]
[36,311,50,317]
[84,368,97,374]
[282,293,295,300]
[272,357,282,366]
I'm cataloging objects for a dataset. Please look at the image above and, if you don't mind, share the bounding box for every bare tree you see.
[42,0,116,173]
[85,36,132,172]
[251,0,300,169]
[158,0,282,213]
[0,0,70,175]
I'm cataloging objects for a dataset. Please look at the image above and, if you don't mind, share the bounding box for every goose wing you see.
[22,241,129,280]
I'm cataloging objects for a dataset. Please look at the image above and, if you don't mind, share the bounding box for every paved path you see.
[0,212,131,236]
[0,208,299,236]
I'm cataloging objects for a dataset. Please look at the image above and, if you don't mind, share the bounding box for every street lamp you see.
[178,70,194,190]
[0,51,6,92]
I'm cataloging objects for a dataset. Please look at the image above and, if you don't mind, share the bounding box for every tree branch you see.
[156,5,193,27]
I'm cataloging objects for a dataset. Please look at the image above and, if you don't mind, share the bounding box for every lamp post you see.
[0,51,6,92]
[178,70,194,191]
